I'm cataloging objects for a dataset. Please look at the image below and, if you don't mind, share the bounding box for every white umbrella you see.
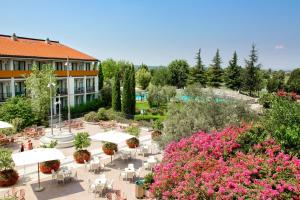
[12,148,65,192]
[90,130,134,144]
[0,121,13,129]
[90,130,134,164]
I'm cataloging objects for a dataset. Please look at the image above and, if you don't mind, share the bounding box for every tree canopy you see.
[168,60,189,88]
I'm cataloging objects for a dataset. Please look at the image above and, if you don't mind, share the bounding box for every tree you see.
[101,58,118,80]
[25,64,56,123]
[266,70,285,93]
[98,62,104,90]
[0,97,37,129]
[139,63,149,71]
[188,49,206,86]
[286,68,300,93]
[136,68,151,90]
[122,68,132,115]
[129,65,136,115]
[242,45,263,96]
[168,60,189,88]
[112,70,121,111]
[207,49,223,87]
[224,51,242,90]
[151,66,170,86]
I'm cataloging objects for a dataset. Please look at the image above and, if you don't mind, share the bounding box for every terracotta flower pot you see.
[151,130,162,141]
[0,169,19,187]
[102,142,118,155]
[40,160,60,174]
[126,137,139,149]
[73,150,91,164]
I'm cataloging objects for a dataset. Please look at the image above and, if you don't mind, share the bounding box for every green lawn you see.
[136,101,150,110]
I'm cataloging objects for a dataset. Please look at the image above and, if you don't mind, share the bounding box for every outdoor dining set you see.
[51,166,77,184]
[120,163,142,182]
[88,174,114,197]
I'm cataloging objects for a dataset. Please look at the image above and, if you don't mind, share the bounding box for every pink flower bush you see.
[151,127,300,200]
[277,89,300,101]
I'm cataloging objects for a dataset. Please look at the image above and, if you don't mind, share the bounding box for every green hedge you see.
[134,114,165,122]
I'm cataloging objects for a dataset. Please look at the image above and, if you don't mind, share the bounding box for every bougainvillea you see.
[151,127,300,200]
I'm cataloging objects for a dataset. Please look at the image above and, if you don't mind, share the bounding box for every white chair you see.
[106,179,114,191]
[84,160,90,171]
[57,174,65,184]
[140,147,149,157]
[71,171,77,181]
[128,163,134,169]
[135,167,142,179]
[94,184,104,197]
[127,171,134,182]
[51,169,57,183]
[119,171,126,180]
[144,162,150,170]
[88,179,93,193]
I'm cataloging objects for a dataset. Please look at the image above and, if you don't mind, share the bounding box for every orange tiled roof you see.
[0,34,98,61]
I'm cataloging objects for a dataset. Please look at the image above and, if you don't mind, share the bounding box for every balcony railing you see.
[0,93,12,102]
[86,86,95,93]
[74,87,84,94]
[56,88,68,95]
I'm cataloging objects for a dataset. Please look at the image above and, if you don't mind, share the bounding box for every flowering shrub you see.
[277,90,300,101]
[151,127,300,199]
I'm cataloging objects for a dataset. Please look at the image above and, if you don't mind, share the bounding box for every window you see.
[72,63,78,70]
[55,62,63,70]
[13,61,26,70]
[75,95,84,105]
[27,63,32,70]
[86,63,91,70]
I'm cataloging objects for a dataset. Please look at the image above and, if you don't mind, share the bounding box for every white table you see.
[94,178,107,186]
[90,160,101,171]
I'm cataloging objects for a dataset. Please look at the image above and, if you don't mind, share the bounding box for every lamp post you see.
[65,57,71,133]
[55,94,62,132]
[47,77,56,136]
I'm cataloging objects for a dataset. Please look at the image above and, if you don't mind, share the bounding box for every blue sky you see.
[1,0,300,70]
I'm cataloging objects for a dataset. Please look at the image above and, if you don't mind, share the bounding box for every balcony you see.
[0,70,98,78]
[74,87,84,94]
[56,88,68,95]
[86,86,95,93]
[0,93,12,102]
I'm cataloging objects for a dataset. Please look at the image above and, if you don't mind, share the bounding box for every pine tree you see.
[207,49,223,87]
[224,51,242,90]
[122,68,131,115]
[98,62,103,90]
[242,45,263,96]
[112,70,121,111]
[188,49,206,86]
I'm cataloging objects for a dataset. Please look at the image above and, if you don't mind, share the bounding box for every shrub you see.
[97,108,109,121]
[0,97,37,129]
[152,120,163,131]
[84,111,99,122]
[286,68,300,93]
[62,98,104,119]
[151,127,300,199]
[100,83,112,107]
[262,98,300,156]
[0,148,14,171]
[125,125,140,137]
[74,132,90,150]
[134,115,163,122]
[159,96,257,148]
[258,93,276,108]
[144,172,154,190]
[147,85,176,108]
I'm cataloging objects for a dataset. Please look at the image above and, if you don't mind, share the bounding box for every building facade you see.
[0,34,99,111]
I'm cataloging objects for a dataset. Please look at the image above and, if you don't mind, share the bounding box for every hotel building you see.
[0,33,99,111]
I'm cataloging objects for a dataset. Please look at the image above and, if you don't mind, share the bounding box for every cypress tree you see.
[98,62,103,91]
[224,51,242,90]
[129,65,136,115]
[122,68,131,115]
[112,70,121,111]
[242,45,263,96]
[188,49,206,86]
[207,49,223,87]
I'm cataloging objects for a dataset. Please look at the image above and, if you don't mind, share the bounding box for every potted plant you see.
[102,142,118,155]
[39,141,60,174]
[0,148,19,187]
[151,120,163,141]
[125,125,140,148]
[144,172,154,197]
[73,132,91,164]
